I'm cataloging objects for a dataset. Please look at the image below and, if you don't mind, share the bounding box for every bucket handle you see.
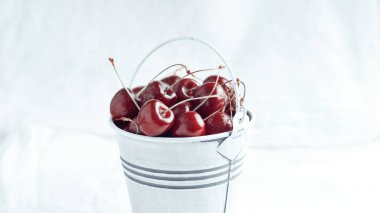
[130,37,250,213]
[129,37,244,125]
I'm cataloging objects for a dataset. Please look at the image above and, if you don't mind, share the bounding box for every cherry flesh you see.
[171,111,205,137]
[138,81,177,107]
[192,82,227,118]
[161,75,181,86]
[171,101,191,116]
[110,89,139,119]
[173,78,200,102]
[137,99,174,136]
[205,112,233,135]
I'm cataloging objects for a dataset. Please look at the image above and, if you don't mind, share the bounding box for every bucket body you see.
[111,111,252,213]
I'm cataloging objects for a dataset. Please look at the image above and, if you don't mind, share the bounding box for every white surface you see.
[0,0,379,212]
[1,126,380,213]
[0,0,378,147]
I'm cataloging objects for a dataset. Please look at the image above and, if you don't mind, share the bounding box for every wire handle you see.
[129,37,243,123]
[130,37,252,213]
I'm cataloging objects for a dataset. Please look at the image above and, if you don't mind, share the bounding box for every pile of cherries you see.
[109,58,245,137]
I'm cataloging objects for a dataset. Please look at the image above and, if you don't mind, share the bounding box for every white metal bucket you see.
[110,37,255,213]
[110,111,252,213]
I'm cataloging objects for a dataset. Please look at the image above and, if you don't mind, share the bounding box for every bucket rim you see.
[109,110,253,143]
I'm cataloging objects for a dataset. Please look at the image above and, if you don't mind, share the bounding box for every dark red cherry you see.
[138,81,177,107]
[123,117,142,135]
[113,119,128,130]
[161,75,181,86]
[171,111,205,137]
[225,91,236,116]
[110,89,139,119]
[203,75,233,93]
[132,86,144,94]
[137,99,174,136]
[225,103,236,117]
[192,82,227,118]
[172,102,191,116]
[205,112,233,135]
[173,78,200,102]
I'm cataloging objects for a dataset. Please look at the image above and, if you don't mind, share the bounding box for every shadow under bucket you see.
[110,110,253,213]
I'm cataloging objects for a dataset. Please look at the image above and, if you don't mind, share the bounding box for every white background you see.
[0,0,379,212]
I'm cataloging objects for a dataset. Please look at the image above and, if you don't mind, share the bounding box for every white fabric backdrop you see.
[0,0,379,212]
[0,0,378,147]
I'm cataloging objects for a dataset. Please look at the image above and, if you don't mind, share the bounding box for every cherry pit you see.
[109,58,246,137]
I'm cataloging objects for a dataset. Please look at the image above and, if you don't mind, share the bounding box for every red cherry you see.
[203,75,233,93]
[172,102,191,116]
[123,117,143,135]
[192,82,227,118]
[132,86,144,94]
[203,75,230,85]
[225,103,236,117]
[161,75,181,86]
[173,78,200,102]
[205,112,233,135]
[171,111,205,137]
[225,91,236,117]
[138,81,177,107]
[113,119,128,130]
[137,99,174,136]
[110,89,139,119]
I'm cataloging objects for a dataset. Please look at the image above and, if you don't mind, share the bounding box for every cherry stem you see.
[204,108,223,121]
[173,65,187,75]
[221,79,233,87]
[170,65,225,89]
[204,91,232,121]
[117,117,139,134]
[135,64,189,97]
[224,91,236,106]
[161,94,221,115]
[229,96,233,117]
[237,78,246,105]
[222,93,231,112]
[225,92,235,117]
[193,68,221,111]
[108,58,141,110]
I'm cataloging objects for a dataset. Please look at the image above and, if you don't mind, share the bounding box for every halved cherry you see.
[137,99,174,136]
